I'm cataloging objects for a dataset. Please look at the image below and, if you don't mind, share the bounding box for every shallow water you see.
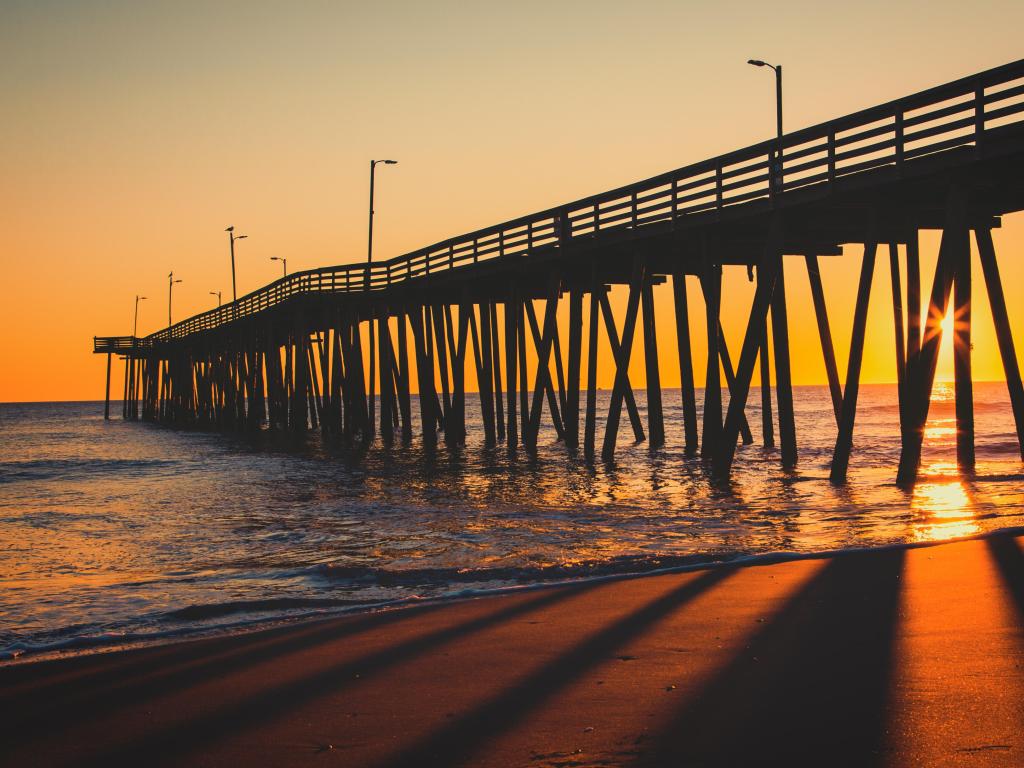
[1,383,1022,660]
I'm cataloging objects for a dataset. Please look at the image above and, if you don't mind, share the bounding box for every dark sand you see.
[2,534,1022,767]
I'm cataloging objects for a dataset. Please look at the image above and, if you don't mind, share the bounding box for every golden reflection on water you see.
[911,462,978,542]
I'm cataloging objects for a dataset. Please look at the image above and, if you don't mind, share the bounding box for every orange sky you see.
[2,0,1023,402]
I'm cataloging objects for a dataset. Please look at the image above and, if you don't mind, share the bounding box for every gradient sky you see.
[2,0,1024,401]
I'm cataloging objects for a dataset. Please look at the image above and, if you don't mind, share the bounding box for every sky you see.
[2,0,1024,401]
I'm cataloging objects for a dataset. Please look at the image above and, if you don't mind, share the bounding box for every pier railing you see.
[138,59,1024,344]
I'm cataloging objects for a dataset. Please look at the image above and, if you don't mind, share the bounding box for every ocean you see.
[2,383,1022,661]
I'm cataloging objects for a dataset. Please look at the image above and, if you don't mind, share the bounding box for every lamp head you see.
[225,226,234,232]
[748,59,766,67]
[236,234,247,240]
[140,296,147,300]
[383,159,398,165]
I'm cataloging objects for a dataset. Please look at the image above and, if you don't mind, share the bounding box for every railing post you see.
[594,201,601,233]
[827,129,836,186]
[715,163,723,211]
[527,220,534,251]
[631,191,638,228]
[975,84,986,156]
[498,229,504,258]
[559,210,571,246]
[895,111,904,172]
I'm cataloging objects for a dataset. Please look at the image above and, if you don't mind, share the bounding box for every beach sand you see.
[1,533,1022,767]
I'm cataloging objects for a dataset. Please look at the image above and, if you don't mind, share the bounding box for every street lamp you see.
[210,290,222,308]
[168,272,183,327]
[748,59,783,449]
[225,226,247,305]
[367,158,397,439]
[133,295,147,338]
[748,59,783,190]
[271,256,287,278]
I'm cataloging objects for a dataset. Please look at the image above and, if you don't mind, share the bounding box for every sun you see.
[941,310,954,336]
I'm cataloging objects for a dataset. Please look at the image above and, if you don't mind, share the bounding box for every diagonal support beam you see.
[830,238,878,483]
[602,262,645,462]
[976,227,1024,460]
[897,187,966,484]
[525,286,562,450]
[598,290,646,445]
[805,254,843,425]
[713,217,784,475]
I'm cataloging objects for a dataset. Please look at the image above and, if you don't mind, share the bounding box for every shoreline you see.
[2,531,1022,766]
[5,524,1024,668]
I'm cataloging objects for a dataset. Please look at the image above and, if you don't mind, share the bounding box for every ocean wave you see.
[0,458,181,484]
[311,552,732,588]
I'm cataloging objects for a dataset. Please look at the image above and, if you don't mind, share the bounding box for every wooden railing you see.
[94,336,148,353]
[130,59,1024,345]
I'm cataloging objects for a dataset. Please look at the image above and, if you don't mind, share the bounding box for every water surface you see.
[2,383,1022,660]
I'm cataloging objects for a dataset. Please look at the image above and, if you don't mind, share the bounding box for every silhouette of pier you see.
[95,60,1024,483]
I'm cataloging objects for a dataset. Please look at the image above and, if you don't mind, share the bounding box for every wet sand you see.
[1,533,1022,767]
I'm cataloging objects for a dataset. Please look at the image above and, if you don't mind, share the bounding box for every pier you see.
[95,60,1024,484]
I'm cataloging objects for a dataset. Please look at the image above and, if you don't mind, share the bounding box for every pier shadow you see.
[374,566,735,768]
[641,547,905,767]
[986,533,1024,622]
[0,581,602,766]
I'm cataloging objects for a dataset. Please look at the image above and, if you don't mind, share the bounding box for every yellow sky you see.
[2,0,1023,401]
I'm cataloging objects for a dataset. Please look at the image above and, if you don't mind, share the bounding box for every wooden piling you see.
[672,269,699,455]
[906,228,922,360]
[489,304,505,442]
[472,303,497,447]
[584,284,600,461]
[565,288,584,451]
[975,227,1024,459]
[395,314,413,443]
[504,290,519,454]
[771,258,797,468]
[952,230,975,470]
[641,274,665,449]
[701,260,722,461]
[410,306,437,448]
[897,188,964,484]
[104,352,112,420]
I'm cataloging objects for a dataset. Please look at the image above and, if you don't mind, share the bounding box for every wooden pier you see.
[95,60,1024,484]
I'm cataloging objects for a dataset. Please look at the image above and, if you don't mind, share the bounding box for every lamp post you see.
[367,158,397,439]
[747,59,783,189]
[271,256,287,278]
[225,226,247,305]
[168,272,182,327]
[210,291,222,308]
[133,295,147,338]
[748,58,784,450]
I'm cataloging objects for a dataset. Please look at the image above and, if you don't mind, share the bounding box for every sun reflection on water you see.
[911,462,977,542]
